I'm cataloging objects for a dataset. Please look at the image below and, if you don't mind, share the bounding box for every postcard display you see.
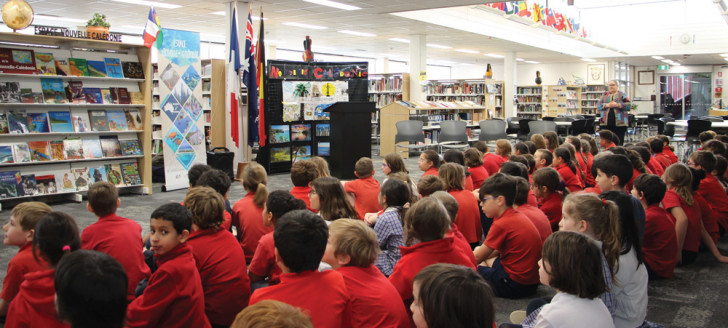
[157,29,206,191]
[260,61,369,174]
[0,32,152,202]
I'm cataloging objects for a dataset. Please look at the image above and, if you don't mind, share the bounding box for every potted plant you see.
[86,13,110,40]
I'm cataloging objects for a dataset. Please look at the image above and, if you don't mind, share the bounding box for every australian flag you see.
[242,10,258,147]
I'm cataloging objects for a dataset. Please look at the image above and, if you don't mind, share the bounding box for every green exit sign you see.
[658,65,669,70]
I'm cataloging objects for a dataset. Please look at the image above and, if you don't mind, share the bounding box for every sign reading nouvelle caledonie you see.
[34,26,123,42]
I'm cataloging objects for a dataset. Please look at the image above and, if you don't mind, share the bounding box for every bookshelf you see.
[424,79,486,106]
[545,85,581,117]
[580,84,607,115]
[0,32,153,203]
[204,59,226,149]
[516,86,544,119]
[484,79,504,119]
[368,73,410,148]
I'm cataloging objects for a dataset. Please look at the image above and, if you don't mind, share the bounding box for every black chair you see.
[542,116,555,121]
[570,119,588,136]
[585,117,596,135]
[394,120,428,154]
[647,113,664,136]
[702,116,724,122]
[518,118,534,141]
[438,120,469,152]
[528,120,557,139]
[553,117,574,135]
[661,117,676,138]
[506,117,519,134]
[478,119,507,144]
[685,119,712,158]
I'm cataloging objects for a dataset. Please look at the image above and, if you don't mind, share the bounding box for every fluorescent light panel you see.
[661,59,672,63]
[389,38,410,43]
[456,49,479,54]
[525,60,540,64]
[302,0,361,10]
[516,58,524,61]
[581,58,596,62]
[338,30,375,37]
[211,11,265,20]
[652,55,664,60]
[35,14,86,23]
[110,0,181,9]
[721,53,728,57]
[283,22,327,30]
[427,43,451,49]
[484,53,504,58]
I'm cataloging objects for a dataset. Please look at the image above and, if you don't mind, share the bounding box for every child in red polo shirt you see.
[232,163,272,263]
[552,147,584,192]
[416,175,444,198]
[465,148,489,189]
[690,151,728,232]
[289,160,319,211]
[439,163,482,248]
[655,135,678,164]
[249,190,306,287]
[533,167,564,231]
[81,182,150,302]
[430,191,478,266]
[388,197,476,304]
[195,169,234,231]
[598,130,618,150]
[344,157,383,220]
[323,219,409,328]
[649,138,672,170]
[184,187,250,327]
[249,210,351,328]
[419,150,440,177]
[126,203,210,328]
[0,202,51,318]
[475,173,542,299]
[513,178,551,243]
[6,212,80,328]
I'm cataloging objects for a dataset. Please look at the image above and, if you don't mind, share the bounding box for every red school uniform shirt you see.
[248,231,282,284]
[389,237,476,302]
[0,243,47,304]
[338,265,410,328]
[515,204,552,243]
[663,146,678,164]
[625,168,641,193]
[5,269,68,328]
[344,176,383,220]
[187,228,250,326]
[464,175,475,192]
[697,174,728,231]
[482,153,505,175]
[604,142,617,150]
[538,192,563,231]
[483,208,542,285]
[448,188,483,244]
[232,192,273,263]
[554,163,583,192]
[290,186,317,212]
[527,189,538,207]
[583,152,596,186]
[693,193,720,245]
[447,223,478,266]
[250,270,350,328]
[468,165,489,189]
[421,167,439,177]
[81,213,151,302]
[662,189,702,253]
[646,158,664,178]
[126,243,210,328]
[654,153,672,170]
[642,205,678,279]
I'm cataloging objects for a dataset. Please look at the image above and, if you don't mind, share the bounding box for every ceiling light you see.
[302,0,361,10]
[484,53,504,58]
[211,11,225,15]
[111,0,181,9]
[671,62,681,66]
[525,60,540,64]
[581,58,596,62]
[661,59,672,63]
[283,22,327,30]
[516,58,524,62]
[456,49,479,54]
[651,56,664,60]
[35,14,86,23]
[721,53,728,57]
[212,11,267,20]
[427,44,451,49]
[389,38,410,43]
[338,30,375,37]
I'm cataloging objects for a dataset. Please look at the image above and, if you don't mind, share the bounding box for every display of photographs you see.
[172,80,192,107]
[182,65,201,91]
[183,95,203,120]
[185,124,204,146]
[291,124,311,141]
[164,126,185,153]
[175,140,196,170]
[173,110,194,135]
[271,147,291,163]
[292,145,311,162]
[159,63,180,91]
[317,142,330,156]
[314,103,333,120]
[270,125,290,144]
[161,94,183,121]
[282,103,301,122]
[316,124,330,137]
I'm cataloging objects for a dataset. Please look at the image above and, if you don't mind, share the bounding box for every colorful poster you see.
[159,29,204,190]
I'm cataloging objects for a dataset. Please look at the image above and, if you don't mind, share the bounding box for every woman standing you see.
[598,80,630,145]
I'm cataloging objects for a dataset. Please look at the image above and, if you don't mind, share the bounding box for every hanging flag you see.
[255,12,266,147]
[228,7,241,148]
[143,7,162,48]
[243,10,259,147]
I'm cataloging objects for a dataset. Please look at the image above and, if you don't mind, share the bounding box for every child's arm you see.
[473,244,496,264]
[363,212,378,225]
[248,271,266,283]
[125,271,178,328]
[0,298,8,316]
[669,207,688,263]
[699,220,728,263]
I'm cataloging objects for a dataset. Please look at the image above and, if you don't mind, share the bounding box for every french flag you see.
[143,7,161,48]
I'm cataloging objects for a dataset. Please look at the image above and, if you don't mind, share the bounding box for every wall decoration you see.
[587,64,605,85]
[638,70,654,85]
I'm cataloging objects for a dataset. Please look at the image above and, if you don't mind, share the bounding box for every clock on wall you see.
[680,34,692,44]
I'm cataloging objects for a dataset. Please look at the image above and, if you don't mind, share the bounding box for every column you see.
[504,52,517,118]
[409,34,426,102]
[267,44,276,60]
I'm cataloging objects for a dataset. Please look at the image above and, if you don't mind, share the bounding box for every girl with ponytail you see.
[552,147,584,192]
[533,167,568,232]
[232,162,270,263]
[372,178,410,276]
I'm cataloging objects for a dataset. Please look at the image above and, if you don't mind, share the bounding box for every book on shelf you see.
[109,87,120,104]
[0,112,7,134]
[71,109,91,132]
[0,171,20,198]
[73,167,89,191]
[63,138,83,159]
[100,88,113,104]
[82,139,103,159]
[68,58,89,77]
[0,48,36,74]
[8,110,28,134]
[65,81,85,104]
[50,140,65,160]
[41,78,66,104]
[20,88,43,103]
[0,145,12,163]
[58,171,76,192]
[152,139,162,154]
[104,163,124,186]
[1,82,21,103]
[120,139,142,156]
[27,141,51,162]
[83,88,103,104]
[35,52,56,75]
[130,92,143,105]
[27,112,50,133]
[48,111,73,133]
[122,62,145,79]
[88,166,107,184]
[118,88,131,104]
[19,174,37,196]
[120,161,141,185]
[55,58,70,76]
[104,58,124,78]
[106,109,127,131]
[124,109,142,130]
[99,135,121,157]
[35,174,57,194]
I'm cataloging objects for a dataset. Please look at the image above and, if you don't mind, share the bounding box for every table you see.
[667,120,728,128]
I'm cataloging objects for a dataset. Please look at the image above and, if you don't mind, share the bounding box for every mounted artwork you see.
[587,64,605,85]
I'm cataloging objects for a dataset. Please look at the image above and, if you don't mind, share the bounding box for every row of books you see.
[0,161,142,198]
[2,136,142,163]
[398,100,482,109]
[1,108,142,134]
[0,47,145,79]
[368,76,404,92]
[423,82,485,95]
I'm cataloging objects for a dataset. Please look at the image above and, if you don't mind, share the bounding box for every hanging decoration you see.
[484,1,587,38]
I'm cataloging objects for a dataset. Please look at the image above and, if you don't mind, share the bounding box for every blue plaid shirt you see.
[373,208,405,277]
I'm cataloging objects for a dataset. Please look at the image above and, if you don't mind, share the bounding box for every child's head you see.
[442,149,465,166]
[380,178,411,208]
[354,157,374,178]
[662,163,694,206]
[703,139,727,157]
[323,219,378,269]
[579,139,591,155]
[689,150,717,173]
[388,171,419,204]
[649,138,664,154]
[383,153,408,175]
[716,135,728,144]
[479,173,516,217]
[55,250,128,328]
[524,141,537,154]
[688,167,706,191]
[274,209,328,273]
[632,174,666,206]
[514,142,529,155]
[403,197,450,246]
[33,212,80,267]
[543,131,559,150]
[419,150,440,171]
[655,134,670,145]
[565,136,581,152]
[495,139,511,157]
[429,190,458,226]
[580,133,599,155]
[463,148,483,168]
[533,149,553,168]
[438,163,465,191]
[715,155,728,177]
[513,177,531,206]
[196,169,232,200]
[310,156,331,178]
[508,154,528,168]
[184,186,225,231]
[631,146,652,168]
[264,190,306,228]
[531,134,546,150]
[412,263,495,328]
[87,181,119,217]
[593,154,633,191]
[531,167,561,198]
[3,202,52,246]
[699,130,716,144]
[600,191,643,265]
[473,141,489,154]
[552,147,573,167]
[242,162,269,208]
[539,231,606,299]
[149,203,192,256]
[311,176,359,221]
[499,161,527,180]
[290,160,318,187]
[523,154,536,174]
[231,300,313,328]
[598,129,616,148]
[625,149,646,173]
[417,175,445,198]
[188,163,212,187]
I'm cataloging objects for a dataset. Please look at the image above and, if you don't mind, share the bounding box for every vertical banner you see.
[158,28,205,191]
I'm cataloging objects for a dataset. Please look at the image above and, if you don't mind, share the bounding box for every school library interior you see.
[0,0,728,327]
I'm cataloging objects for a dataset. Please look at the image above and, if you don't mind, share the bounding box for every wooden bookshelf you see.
[545,85,581,117]
[484,79,504,119]
[424,79,485,106]
[580,84,607,115]
[516,86,544,119]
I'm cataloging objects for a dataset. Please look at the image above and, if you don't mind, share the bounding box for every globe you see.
[1,0,34,31]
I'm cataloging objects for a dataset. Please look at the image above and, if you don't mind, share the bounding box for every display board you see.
[259,61,368,174]
[158,29,205,191]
